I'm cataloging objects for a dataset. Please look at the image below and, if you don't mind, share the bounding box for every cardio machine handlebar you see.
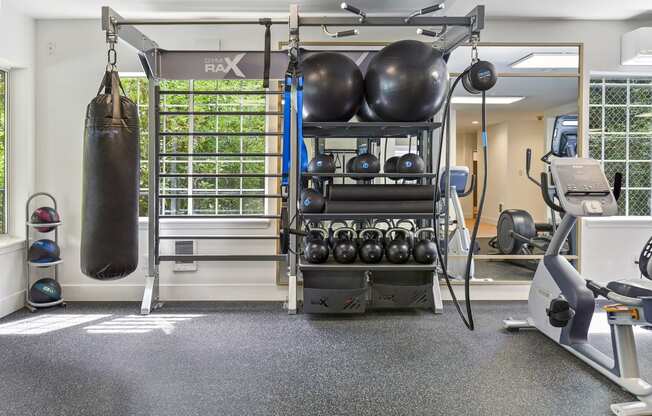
[540,172,565,213]
[459,174,476,198]
[586,280,642,306]
[525,148,542,187]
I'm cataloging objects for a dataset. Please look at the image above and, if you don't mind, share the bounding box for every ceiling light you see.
[510,53,579,69]
[452,96,525,105]
[471,120,479,124]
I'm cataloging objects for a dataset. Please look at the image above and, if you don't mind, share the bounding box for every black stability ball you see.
[356,98,382,122]
[301,52,364,122]
[365,40,448,122]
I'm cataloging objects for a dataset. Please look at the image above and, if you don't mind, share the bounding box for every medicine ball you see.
[30,207,60,233]
[308,153,336,176]
[29,278,62,304]
[365,40,448,121]
[300,189,325,213]
[383,156,401,180]
[397,153,425,179]
[29,239,61,264]
[462,60,497,94]
[356,98,382,122]
[351,153,380,178]
[346,156,358,179]
[301,52,364,122]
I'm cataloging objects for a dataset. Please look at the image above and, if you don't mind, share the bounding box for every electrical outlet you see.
[47,42,56,56]
[499,203,503,212]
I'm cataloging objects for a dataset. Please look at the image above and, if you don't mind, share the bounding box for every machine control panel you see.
[549,158,618,217]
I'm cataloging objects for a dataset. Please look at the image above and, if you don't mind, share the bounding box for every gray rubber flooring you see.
[0,301,650,416]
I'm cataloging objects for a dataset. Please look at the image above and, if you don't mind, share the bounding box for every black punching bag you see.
[81,71,139,280]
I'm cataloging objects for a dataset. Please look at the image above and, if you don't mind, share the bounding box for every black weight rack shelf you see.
[301,213,434,221]
[303,121,440,138]
[301,173,438,179]
[299,258,437,271]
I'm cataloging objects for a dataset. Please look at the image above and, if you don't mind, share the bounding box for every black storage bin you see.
[302,271,367,314]
[369,272,433,309]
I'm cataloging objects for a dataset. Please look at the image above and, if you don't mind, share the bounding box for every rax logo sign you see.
[204,53,246,77]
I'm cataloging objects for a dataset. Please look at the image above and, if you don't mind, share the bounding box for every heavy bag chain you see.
[470,35,479,64]
[107,43,118,72]
[106,20,118,72]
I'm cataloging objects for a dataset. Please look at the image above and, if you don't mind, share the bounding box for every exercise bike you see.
[504,157,652,416]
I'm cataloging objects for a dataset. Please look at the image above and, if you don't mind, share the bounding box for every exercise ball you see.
[356,98,382,122]
[29,278,62,303]
[365,40,448,121]
[301,52,364,122]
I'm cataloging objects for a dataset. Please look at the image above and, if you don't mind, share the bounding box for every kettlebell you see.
[358,228,384,264]
[383,156,401,181]
[385,228,411,264]
[396,219,416,248]
[308,153,336,176]
[351,153,381,179]
[300,189,325,213]
[332,227,358,264]
[397,153,425,180]
[303,228,330,264]
[412,228,438,265]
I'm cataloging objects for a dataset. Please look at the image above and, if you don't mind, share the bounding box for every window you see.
[589,75,652,215]
[0,70,7,233]
[120,77,270,217]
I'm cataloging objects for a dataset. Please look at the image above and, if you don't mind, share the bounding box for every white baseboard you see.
[0,290,26,318]
[61,283,288,302]
[61,282,529,302]
[442,282,530,301]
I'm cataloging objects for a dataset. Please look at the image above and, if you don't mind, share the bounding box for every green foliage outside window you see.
[589,77,652,215]
[120,77,268,217]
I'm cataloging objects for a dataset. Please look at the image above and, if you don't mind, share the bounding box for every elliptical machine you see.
[504,157,652,416]
[438,166,477,280]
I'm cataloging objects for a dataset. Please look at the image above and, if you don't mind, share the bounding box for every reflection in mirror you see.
[447,45,580,282]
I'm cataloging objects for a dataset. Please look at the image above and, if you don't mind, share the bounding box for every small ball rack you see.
[25,192,65,312]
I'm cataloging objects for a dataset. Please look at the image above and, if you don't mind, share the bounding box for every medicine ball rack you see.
[101,3,485,315]
[25,192,65,312]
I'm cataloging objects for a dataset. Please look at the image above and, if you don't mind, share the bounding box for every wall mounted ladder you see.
[142,84,287,314]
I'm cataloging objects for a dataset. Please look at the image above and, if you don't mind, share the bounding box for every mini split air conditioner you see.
[622,28,652,66]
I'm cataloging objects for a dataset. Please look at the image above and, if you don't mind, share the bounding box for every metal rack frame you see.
[25,192,65,311]
[101,3,485,315]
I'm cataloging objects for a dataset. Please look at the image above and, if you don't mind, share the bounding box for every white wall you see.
[31,16,652,302]
[581,217,652,283]
[0,2,35,317]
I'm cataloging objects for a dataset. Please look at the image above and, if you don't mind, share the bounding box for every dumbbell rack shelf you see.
[25,192,65,312]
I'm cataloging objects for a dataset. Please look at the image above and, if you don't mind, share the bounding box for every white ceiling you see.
[454,76,579,130]
[6,0,652,20]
